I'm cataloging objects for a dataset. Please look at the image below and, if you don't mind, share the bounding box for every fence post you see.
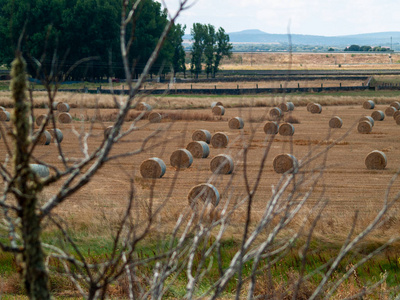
[340,82,342,87]
[298,83,300,88]
[280,84,282,89]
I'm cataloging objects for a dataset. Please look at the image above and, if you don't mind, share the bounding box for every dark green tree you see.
[169,24,186,77]
[190,23,207,79]
[212,27,232,78]
[0,0,184,81]
[190,23,232,79]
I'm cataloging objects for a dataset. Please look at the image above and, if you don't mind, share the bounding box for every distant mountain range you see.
[183,29,400,47]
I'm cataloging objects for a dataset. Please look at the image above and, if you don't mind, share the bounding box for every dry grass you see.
[220,52,400,70]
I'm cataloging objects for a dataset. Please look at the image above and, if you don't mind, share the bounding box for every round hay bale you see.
[390,101,400,110]
[395,115,400,125]
[273,154,298,174]
[57,102,70,112]
[306,102,314,112]
[310,103,322,114]
[278,123,295,136]
[385,106,397,117]
[359,116,375,127]
[0,111,10,122]
[329,116,343,128]
[263,121,279,135]
[136,102,152,111]
[52,102,59,110]
[212,105,225,116]
[58,112,72,124]
[210,154,234,174]
[210,132,229,148]
[148,112,162,123]
[211,101,223,108]
[228,117,244,129]
[140,157,166,178]
[371,110,385,121]
[188,183,220,207]
[357,121,372,134]
[0,106,5,111]
[192,129,211,144]
[365,150,387,170]
[33,130,51,145]
[269,107,282,119]
[104,126,114,138]
[35,114,47,126]
[186,141,210,158]
[363,100,375,109]
[393,110,400,120]
[278,102,295,112]
[170,149,193,170]
[48,128,63,143]
[30,164,50,178]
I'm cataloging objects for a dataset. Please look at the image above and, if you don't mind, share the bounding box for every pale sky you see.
[159,0,400,36]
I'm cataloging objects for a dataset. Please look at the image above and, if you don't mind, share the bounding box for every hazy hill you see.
[184,29,400,47]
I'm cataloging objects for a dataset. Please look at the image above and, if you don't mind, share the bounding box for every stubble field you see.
[1,93,398,241]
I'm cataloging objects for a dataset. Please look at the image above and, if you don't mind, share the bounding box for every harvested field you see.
[2,100,399,239]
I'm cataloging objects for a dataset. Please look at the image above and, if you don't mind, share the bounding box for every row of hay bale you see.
[36,112,72,125]
[33,129,63,145]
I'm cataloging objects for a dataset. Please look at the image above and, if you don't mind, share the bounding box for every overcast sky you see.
[159,0,400,36]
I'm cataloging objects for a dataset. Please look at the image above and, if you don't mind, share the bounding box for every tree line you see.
[0,0,231,81]
[344,44,391,52]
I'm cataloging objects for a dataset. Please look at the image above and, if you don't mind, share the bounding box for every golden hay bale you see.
[363,100,375,109]
[212,105,225,116]
[371,110,385,121]
[269,107,283,119]
[192,129,211,144]
[393,110,400,119]
[170,149,193,170]
[35,114,47,126]
[359,116,375,127]
[58,112,72,124]
[136,102,152,111]
[306,102,314,112]
[30,164,50,178]
[186,141,210,158]
[188,183,220,207]
[47,128,63,143]
[140,157,166,178]
[33,130,51,145]
[0,111,10,122]
[357,121,372,134]
[263,121,279,135]
[211,101,223,108]
[385,106,397,117]
[390,101,400,110]
[211,132,229,148]
[278,102,295,112]
[329,116,343,129]
[273,154,298,174]
[57,102,70,112]
[52,102,59,110]
[228,117,244,129]
[365,150,387,170]
[210,154,234,174]
[148,112,162,123]
[309,103,322,114]
[395,115,400,125]
[104,126,114,138]
[278,123,295,136]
